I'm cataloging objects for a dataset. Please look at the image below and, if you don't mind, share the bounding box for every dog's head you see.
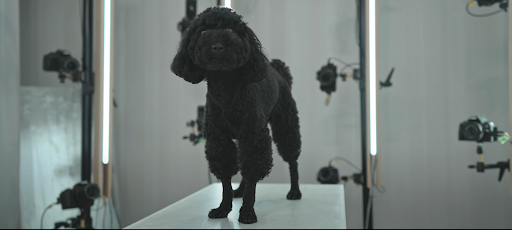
[171,7,268,84]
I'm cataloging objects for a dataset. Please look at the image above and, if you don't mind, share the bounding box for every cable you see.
[328,57,351,67]
[327,57,359,75]
[340,63,360,74]
[40,202,58,229]
[103,198,107,229]
[363,156,387,229]
[111,197,121,229]
[370,157,385,194]
[375,183,386,193]
[329,156,361,172]
[466,1,505,17]
[109,198,113,229]
[364,156,377,229]
[364,182,374,229]
[95,197,106,229]
[91,197,105,212]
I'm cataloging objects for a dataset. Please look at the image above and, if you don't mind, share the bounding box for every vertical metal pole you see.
[81,0,94,227]
[82,0,94,183]
[358,0,373,228]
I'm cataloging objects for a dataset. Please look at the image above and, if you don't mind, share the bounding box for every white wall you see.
[111,0,218,227]
[19,87,82,229]
[112,0,365,227]
[0,0,21,228]
[376,0,511,228]
[231,0,365,228]
[111,0,511,229]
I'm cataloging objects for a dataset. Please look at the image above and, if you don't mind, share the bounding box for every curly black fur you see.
[171,6,302,224]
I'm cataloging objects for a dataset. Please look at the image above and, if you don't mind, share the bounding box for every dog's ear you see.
[237,26,269,84]
[171,26,206,84]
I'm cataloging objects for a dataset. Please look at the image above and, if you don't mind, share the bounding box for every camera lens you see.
[64,60,78,72]
[463,123,484,141]
[319,71,336,86]
[83,183,100,200]
[320,168,332,179]
[317,166,339,184]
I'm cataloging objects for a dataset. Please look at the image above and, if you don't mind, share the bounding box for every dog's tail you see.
[270,59,293,88]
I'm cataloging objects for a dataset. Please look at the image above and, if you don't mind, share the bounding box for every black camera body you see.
[316,63,338,94]
[58,182,100,210]
[476,0,504,6]
[177,17,194,37]
[43,50,80,74]
[317,166,340,184]
[459,116,498,143]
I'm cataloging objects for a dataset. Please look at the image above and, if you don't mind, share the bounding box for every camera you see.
[458,116,498,142]
[316,63,338,94]
[43,50,82,83]
[58,182,100,209]
[317,166,340,184]
[43,50,80,74]
[183,106,206,145]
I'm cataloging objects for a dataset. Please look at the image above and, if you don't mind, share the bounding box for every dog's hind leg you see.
[269,92,302,200]
[233,179,246,198]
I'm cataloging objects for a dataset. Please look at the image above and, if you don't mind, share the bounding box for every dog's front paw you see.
[287,189,302,200]
[208,206,232,219]
[238,207,257,224]
[233,188,244,198]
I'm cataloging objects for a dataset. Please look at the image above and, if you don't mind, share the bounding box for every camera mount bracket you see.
[183,120,204,145]
[469,159,510,181]
[379,68,394,89]
[177,0,197,37]
[341,172,365,185]
[467,143,510,182]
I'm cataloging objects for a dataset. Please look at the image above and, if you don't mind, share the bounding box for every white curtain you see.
[19,87,82,229]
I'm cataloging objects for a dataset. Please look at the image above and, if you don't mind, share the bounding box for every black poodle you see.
[171,6,302,224]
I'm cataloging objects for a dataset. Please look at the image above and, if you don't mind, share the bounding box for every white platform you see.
[125,183,346,229]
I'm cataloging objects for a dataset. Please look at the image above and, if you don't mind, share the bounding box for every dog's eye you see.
[226,28,233,33]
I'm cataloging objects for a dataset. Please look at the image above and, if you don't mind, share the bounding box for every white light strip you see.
[102,0,112,164]
[224,0,231,8]
[369,0,377,156]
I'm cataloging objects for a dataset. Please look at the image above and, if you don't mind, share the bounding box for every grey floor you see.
[125,183,346,229]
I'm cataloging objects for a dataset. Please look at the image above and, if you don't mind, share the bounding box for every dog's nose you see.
[212,43,224,52]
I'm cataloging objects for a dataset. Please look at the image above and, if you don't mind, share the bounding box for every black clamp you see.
[469,159,510,181]
[341,172,365,185]
[183,120,203,146]
[379,67,394,89]
[82,72,95,95]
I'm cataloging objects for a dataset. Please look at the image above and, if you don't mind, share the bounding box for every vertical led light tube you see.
[224,0,231,8]
[102,0,112,164]
[368,0,377,156]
